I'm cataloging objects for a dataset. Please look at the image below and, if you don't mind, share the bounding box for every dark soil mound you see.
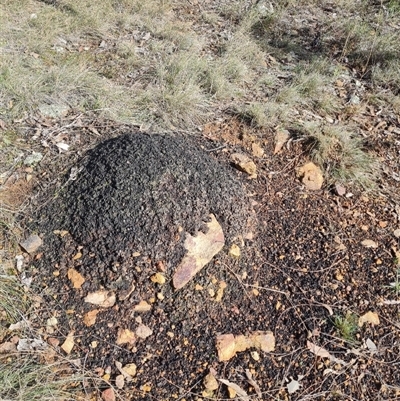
[38,132,249,272]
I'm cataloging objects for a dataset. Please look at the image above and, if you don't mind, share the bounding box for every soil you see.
[7,113,398,400]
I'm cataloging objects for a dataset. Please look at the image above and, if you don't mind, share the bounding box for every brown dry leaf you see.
[218,379,250,401]
[361,239,378,248]
[245,369,262,398]
[84,290,116,308]
[274,129,290,154]
[307,341,331,358]
[72,252,82,260]
[358,311,380,327]
[116,328,136,345]
[67,268,85,289]
[231,153,257,178]
[136,324,153,339]
[83,309,100,327]
[173,214,225,289]
[297,162,324,190]
[61,331,75,354]
[133,300,152,312]
[101,388,116,401]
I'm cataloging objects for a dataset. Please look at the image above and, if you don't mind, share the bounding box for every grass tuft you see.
[304,123,378,188]
[332,312,359,343]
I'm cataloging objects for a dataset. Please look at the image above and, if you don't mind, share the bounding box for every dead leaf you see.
[297,162,323,190]
[67,268,85,289]
[218,379,250,401]
[101,388,115,401]
[361,239,378,248]
[84,290,116,308]
[245,369,262,398]
[72,252,82,260]
[231,153,257,178]
[116,328,136,345]
[287,379,301,394]
[136,324,153,339]
[173,214,225,289]
[274,129,290,154]
[358,311,380,327]
[307,341,331,358]
[83,309,100,327]
[366,338,377,352]
[61,332,74,354]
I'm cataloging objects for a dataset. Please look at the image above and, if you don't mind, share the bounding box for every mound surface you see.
[38,132,249,274]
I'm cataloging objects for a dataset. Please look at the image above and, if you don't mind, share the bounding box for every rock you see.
[83,309,100,327]
[173,214,225,289]
[60,332,74,354]
[358,311,380,327]
[228,244,240,258]
[67,268,85,289]
[361,239,378,248]
[38,103,69,119]
[135,324,153,339]
[274,129,290,154]
[231,153,257,178]
[297,162,323,190]
[216,331,275,361]
[20,234,42,253]
[216,334,236,361]
[116,328,136,345]
[101,388,116,401]
[251,143,264,157]
[334,183,346,196]
[203,371,219,391]
[84,290,116,308]
[394,229,400,238]
[133,300,152,313]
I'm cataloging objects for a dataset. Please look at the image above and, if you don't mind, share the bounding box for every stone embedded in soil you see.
[19,234,42,254]
[297,162,324,190]
[231,152,257,178]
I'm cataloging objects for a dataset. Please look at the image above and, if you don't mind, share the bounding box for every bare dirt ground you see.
[1,1,400,401]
